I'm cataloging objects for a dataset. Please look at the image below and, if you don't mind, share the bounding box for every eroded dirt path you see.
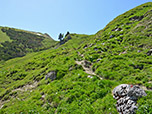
[75,60,102,80]
[12,81,38,92]
[75,60,96,75]
[0,81,38,109]
[75,60,152,91]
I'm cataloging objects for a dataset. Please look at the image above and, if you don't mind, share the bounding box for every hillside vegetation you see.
[0,27,56,61]
[0,2,152,114]
[0,28,11,44]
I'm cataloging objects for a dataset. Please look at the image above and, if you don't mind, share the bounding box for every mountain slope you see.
[0,26,56,61]
[0,2,152,114]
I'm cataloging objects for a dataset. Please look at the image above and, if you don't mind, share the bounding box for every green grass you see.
[0,27,11,46]
[0,27,56,61]
[0,2,152,114]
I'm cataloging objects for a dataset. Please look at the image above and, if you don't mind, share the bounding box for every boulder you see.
[45,71,57,81]
[113,84,147,114]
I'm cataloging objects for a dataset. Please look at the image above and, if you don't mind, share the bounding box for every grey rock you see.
[137,50,141,53]
[113,84,130,99]
[87,75,93,78]
[83,44,88,49]
[128,85,147,100]
[45,71,57,81]
[94,48,98,51]
[113,84,147,114]
[96,58,102,62]
[110,35,115,38]
[89,43,94,47]
[112,28,122,31]
[69,67,73,71]
[147,49,152,56]
[101,43,105,45]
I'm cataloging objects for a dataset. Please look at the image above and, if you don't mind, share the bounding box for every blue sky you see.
[0,0,151,40]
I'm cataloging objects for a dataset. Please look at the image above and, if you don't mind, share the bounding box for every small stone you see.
[110,35,115,38]
[147,49,152,56]
[96,58,102,62]
[42,95,46,99]
[87,75,93,78]
[83,45,88,49]
[137,50,141,53]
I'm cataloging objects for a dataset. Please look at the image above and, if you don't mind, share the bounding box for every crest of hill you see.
[96,2,152,38]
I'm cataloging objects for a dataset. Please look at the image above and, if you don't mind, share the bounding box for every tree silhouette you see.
[58,33,63,41]
[65,31,70,37]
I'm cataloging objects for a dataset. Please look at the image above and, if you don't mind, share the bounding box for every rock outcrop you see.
[112,84,147,114]
[45,71,57,81]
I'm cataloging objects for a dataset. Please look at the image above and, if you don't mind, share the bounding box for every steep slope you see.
[80,2,152,85]
[0,26,56,61]
[0,2,152,114]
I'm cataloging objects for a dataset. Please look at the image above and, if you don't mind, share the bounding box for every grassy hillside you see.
[0,2,152,114]
[0,28,12,47]
[0,27,56,61]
